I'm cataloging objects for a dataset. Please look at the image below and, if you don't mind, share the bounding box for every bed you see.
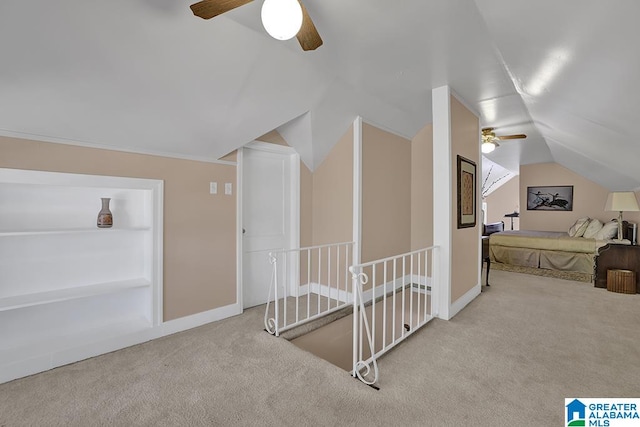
[489,230,601,275]
[488,218,629,280]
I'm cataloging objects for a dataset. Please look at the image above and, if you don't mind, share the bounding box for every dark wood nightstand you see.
[482,236,490,286]
[595,243,640,293]
[482,221,504,288]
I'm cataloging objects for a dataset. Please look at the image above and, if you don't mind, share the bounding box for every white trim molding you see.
[432,86,453,320]
[246,140,298,155]
[299,283,352,303]
[299,274,433,306]
[353,117,363,266]
[236,148,244,310]
[448,284,481,320]
[160,303,242,337]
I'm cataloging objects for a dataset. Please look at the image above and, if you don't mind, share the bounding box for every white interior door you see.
[242,143,299,309]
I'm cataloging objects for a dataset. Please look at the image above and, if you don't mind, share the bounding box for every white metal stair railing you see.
[264,242,355,337]
[349,246,439,386]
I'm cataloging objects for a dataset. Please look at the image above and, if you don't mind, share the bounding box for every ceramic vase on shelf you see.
[97,197,113,228]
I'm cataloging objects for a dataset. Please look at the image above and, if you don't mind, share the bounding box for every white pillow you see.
[595,221,619,240]
[582,218,603,239]
[568,217,590,237]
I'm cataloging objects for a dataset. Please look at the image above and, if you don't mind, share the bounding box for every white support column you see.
[236,148,244,311]
[353,116,363,265]
[432,86,452,320]
[352,116,363,379]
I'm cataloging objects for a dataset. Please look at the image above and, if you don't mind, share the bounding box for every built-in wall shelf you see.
[0,227,151,237]
[0,317,155,383]
[0,168,163,384]
[0,278,151,312]
[0,317,152,365]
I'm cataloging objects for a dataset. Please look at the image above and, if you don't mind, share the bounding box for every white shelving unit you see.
[0,168,163,384]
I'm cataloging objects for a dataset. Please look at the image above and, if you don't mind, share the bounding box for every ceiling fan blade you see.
[296,1,323,51]
[497,134,527,140]
[190,0,253,20]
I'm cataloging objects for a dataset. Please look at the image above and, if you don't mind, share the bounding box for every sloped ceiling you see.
[0,1,638,189]
[475,0,640,190]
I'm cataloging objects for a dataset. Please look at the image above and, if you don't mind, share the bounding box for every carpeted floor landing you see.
[0,269,639,426]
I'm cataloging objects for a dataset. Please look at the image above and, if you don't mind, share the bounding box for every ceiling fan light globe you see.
[481,141,496,153]
[261,0,303,41]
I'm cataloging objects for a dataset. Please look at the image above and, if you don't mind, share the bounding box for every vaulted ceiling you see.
[1,1,638,190]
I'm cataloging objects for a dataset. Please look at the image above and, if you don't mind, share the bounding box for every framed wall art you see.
[526,185,574,211]
[457,155,477,228]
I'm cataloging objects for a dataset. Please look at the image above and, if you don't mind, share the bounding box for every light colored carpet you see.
[1,270,639,426]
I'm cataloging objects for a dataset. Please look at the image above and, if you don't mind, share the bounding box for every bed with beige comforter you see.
[489,230,607,275]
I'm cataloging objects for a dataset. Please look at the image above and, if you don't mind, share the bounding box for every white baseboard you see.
[159,303,242,337]
[299,274,481,320]
[299,275,433,306]
[361,275,405,302]
[448,282,481,320]
[298,283,352,303]
[408,274,432,294]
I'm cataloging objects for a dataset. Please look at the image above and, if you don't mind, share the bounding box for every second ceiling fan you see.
[481,127,527,153]
[190,0,323,51]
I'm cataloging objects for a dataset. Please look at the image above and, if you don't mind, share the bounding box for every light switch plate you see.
[209,182,217,194]
[225,183,232,195]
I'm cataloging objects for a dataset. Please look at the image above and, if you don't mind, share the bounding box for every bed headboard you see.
[483,221,504,236]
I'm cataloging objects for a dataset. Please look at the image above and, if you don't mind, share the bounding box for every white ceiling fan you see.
[190,0,323,51]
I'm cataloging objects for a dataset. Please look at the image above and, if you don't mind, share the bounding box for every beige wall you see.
[520,162,640,231]
[450,96,480,302]
[0,136,236,321]
[361,123,412,263]
[258,123,421,262]
[312,126,353,245]
[484,175,520,230]
[257,130,288,146]
[300,164,313,247]
[411,123,434,250]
